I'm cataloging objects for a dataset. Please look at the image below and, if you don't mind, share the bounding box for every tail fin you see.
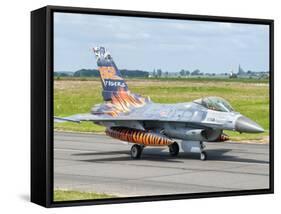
[93,47,129,101]
[91,47,150,116]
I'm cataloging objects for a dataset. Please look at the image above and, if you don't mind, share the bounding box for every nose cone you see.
[235,116,264,133]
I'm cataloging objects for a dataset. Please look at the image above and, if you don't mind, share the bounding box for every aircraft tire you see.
[169,142,179,156]
[131,144,142,159]
[200,151,207,161]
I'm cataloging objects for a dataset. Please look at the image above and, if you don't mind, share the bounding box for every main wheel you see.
[200,151,207,161]
[131,144,143,159]
[169,142,179,157]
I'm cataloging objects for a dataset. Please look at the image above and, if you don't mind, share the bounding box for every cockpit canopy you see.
[193,96,234,112]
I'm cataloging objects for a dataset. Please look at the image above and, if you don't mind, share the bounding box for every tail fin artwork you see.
[92,47,150,116]
[93,47,129,101]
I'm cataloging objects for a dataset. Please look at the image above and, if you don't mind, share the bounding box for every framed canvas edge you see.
[31,5,274,208]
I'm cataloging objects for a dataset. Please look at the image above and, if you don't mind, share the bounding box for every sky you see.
[54,12,269,73]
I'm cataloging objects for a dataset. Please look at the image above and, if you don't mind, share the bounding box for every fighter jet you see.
[55,47,264,160]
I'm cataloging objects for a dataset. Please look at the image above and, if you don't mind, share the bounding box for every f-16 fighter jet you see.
[55,47,264,160]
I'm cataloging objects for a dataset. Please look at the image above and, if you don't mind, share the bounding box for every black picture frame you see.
[31,5,274,208]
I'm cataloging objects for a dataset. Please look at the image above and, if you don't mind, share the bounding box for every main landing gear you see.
[130,142,180,159]
[130,144,144,159]
[130,141,207,160]
[168,142,179,157]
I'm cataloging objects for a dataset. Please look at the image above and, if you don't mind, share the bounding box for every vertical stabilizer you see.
[93,47,129,101]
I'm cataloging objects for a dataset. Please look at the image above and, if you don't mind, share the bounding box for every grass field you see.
[54,78,269,142]
[54,190,116,201]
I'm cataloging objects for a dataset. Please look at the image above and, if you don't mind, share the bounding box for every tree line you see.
[54,69,149,78]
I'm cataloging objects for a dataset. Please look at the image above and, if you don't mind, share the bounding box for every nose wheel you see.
[200,142,207,161]
[130,144,144,159]
[200,151,207,161]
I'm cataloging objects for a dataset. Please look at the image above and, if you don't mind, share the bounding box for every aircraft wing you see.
[54,113,156,123]
[54,113,223,129]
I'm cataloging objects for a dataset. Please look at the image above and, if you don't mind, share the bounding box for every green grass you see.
[54,190,116,201]
[54,79,269,141]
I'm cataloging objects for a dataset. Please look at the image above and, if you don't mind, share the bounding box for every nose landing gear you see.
[199,141,207,161]
[200,151,207,161]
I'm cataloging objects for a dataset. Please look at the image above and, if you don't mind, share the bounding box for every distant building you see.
[238,64,246,76]
[229,65,269,79]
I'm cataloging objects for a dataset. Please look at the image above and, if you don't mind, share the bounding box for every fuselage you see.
[93,98,263,142]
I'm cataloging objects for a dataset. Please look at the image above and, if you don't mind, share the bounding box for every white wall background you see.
[0,0,279,213]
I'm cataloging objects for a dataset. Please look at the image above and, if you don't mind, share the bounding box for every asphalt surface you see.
[54,131,270,197]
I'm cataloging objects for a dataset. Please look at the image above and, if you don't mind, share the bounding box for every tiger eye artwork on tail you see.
[54,47,264,160]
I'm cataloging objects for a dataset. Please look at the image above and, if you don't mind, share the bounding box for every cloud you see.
[54,12,269,73]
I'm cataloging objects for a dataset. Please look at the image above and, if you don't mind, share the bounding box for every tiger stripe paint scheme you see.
[106,127,174,146]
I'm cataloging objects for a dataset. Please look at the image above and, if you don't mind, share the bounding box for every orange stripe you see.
[159,137,163,145]
[136,132,141,142]
[134,130,139,143]
[148,133,152,144]
[140,133,143,143]
[138,132,143,143]
[144,134,148,145]
[147,134,152,144]
[128,130,132,142]
[152,135,157,145]
[132,130,137,143]
[150,135,154,145]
